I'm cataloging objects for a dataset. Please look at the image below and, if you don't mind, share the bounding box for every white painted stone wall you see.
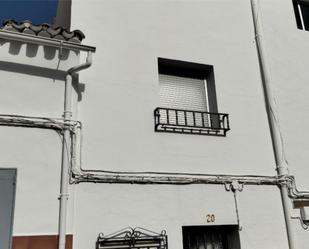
[69,0,309,248]
[0,0,308,248]
[71,0,274,175]
[256,0,309,190]
[74,184,289,249]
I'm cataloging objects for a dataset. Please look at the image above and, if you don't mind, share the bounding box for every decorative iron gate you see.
[96,227,168,249]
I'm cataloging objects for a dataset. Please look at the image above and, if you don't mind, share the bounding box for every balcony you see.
[154,107,230,136]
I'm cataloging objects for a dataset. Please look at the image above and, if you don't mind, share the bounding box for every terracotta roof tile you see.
[2,19,85,43]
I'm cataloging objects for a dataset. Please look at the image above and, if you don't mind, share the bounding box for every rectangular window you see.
[154,58,230,137]
[293,0,309,30]
[182,225,241,249]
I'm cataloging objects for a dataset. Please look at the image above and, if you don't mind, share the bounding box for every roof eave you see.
[0,29,96,53]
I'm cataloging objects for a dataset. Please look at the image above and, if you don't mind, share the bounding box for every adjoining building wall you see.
[0,42,79,238]
[0,41,79,117]
[0,127,66,235]
[255,0,309,190]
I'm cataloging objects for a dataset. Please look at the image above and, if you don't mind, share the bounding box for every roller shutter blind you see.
[158,74,210,127]
[159,74,208,112]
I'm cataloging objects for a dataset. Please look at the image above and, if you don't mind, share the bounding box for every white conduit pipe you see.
[58,51,93,249]
[250,0,297,248]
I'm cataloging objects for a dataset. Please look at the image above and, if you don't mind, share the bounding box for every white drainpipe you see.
[58,51,93,249]
[250,0,297,248]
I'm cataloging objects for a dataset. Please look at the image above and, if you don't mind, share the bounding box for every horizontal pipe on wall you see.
[1,114,309,199]
[72,171,282,185]
[0,114,80,131]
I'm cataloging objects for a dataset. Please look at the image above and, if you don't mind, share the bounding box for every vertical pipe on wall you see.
[249,0,297,248]
[58,74,73,249]
[58,52,93,249]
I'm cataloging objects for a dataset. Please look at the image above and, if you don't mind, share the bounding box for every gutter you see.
[0,29,96,52]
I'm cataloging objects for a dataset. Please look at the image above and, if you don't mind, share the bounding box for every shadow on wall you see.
[0,40,85,101]
[0,39,71,60]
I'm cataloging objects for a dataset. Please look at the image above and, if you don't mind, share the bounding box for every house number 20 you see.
[206,214,215,223]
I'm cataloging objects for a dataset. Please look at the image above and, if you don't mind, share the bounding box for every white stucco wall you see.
[69,0,309,248]
[74,184,288,249]
[256,0,309,190]
[0,42,79,235]
[0,127,62,234]
[71,0,274,176]
[0,0,308,248]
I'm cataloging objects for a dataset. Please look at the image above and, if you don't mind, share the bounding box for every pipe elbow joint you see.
[67,51,93,75]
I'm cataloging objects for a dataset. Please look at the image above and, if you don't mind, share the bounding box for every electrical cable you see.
[1,113,309,197]
[233,191,242,231]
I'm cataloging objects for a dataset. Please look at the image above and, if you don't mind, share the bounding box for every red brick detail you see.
[12,234,73,249]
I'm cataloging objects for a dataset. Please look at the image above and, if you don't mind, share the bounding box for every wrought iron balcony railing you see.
[154,107,230,136]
